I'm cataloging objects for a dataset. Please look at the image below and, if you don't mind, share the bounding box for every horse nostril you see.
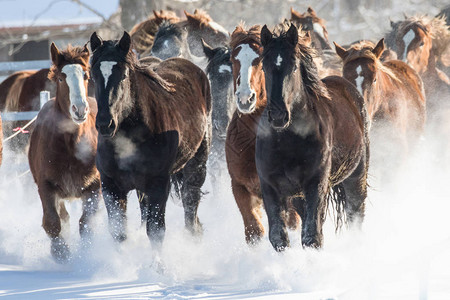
[249,93,256,103]
[72,105,77,113]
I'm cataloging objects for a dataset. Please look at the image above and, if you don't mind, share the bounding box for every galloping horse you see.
[90,32,211,251]
[386,15,450,112]
[0,68,55,150]
[290,7,331,52]
[28,44,100,262]
[201,40,235,167]
[334,39,426,150]
[151,10,228,69]
[226,24,299,245]
[130,10,181,57]
[257,24,369,250]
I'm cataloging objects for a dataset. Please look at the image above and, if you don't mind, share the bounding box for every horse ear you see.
[50,42,61,65]
[81,43,90,60]
[286,24,299,46]
[290,7,301,19]
[201,38,216,60]
[372,38,385,59]
[403,12,408,19]
[184,10,195,22]
[307,7,317,16]
[261,25,272,47]
[119,31,131,54]
[153,10,161,19]
[90,32,103,52]
[334,41,348,60]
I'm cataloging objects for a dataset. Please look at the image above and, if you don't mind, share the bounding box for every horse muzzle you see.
[96,119,116,137]
[268,110,290,130]
[236,92,256,114]
[71,103,89,124]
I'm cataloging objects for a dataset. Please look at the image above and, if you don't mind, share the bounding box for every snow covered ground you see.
[1,133,450,299]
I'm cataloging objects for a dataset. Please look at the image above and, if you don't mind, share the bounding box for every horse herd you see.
[0,6,449,262]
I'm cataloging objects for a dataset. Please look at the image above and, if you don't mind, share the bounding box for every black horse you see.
[256,24,369,251]
[90,31,211,251]
[201,40,235,170]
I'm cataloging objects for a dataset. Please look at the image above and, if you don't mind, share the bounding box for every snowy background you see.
[1,0,450,299]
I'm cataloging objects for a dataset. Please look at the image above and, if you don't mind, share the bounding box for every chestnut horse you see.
[130,10,181,57]
[334,39,426,150]
[0,68,55,150]
[290,7,331,52]
[90,32,211,251]
[28,44,100,262]
[386,15,450,113]
[257,24,369,250]
[226,24,299,245]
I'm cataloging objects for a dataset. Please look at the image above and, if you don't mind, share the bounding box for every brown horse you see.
[386,15,450,112]
[290,7,331,52]
[130,10,181,57]
[226,24,299,245]
[28,43,100,263]
[0,68,55,150]
[334,39,426,150]
[257,23,369,250]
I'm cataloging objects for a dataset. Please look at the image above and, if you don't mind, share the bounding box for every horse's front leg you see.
[79,184,101,242]
[143,176,170,251]
[38,181,70,262]
[101,175,128,242]
[302,176,327,248]
[260,181,289,251]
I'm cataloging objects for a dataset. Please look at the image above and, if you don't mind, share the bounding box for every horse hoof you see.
[302,236,322,249]
[51,238,71,263]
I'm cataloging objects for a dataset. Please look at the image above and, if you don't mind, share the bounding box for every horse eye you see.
[59,78,63,83]
[373,78,377,83]
[419,41,424,47]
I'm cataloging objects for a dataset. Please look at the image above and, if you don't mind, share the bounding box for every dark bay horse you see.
[151,10,229,69]
[385,15,450,112]
[334,39,426,150]
[201,40,235,175]
[258,24,369,250]
[290,7,332,52]
[130,10,181,57]
[28,43,100,262]
[90,31,211,251]
[226,24,299,245]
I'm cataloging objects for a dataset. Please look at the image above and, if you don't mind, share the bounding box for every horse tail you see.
[170,172,183,199]
[327,183,347,231]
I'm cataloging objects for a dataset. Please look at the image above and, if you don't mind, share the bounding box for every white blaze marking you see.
[276,54,282,67]
[219,64,232,73]
[235,44,259,104]
[62,64,87,116]
[163,40,169,48]
[100,61,117,89]
[355,65,364,95]
[313,23,325,39]
[402,29,416,62]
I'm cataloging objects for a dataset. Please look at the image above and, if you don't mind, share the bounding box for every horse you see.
[334,39,426,152]
[226,24,300,245]
[257,23,369,250]
[28,43,100,263]
[289,7,332,52]
[385,15,450,113]
[130,10,181,57]
[90,31,211,252]
[151,10,229,69]
[201,40,235,172]
[0,68,55,150]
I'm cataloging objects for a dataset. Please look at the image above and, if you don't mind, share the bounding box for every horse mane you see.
[230,24,262,49]
[48,45,90,82]
[184,9,213,28]
[263,22,329,101]
[130,10,180,55]
[343,41,401,83]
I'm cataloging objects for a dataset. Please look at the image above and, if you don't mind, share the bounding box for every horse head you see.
[151,21,189,60]
[90,31,134,137]
[335,39,385,99]
[230,25,265,114]
[202,39,234,138]
[49,43,90,124]
[261,23,315,130]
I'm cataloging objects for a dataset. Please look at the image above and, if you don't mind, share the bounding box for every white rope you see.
[2,115,37,143]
